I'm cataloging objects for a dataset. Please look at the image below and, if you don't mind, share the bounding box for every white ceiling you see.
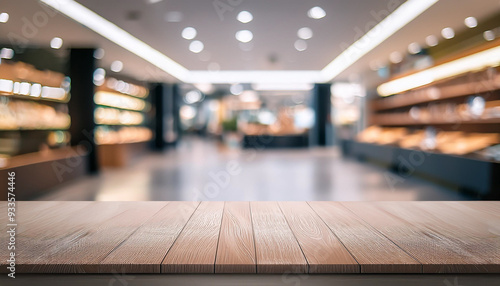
[1,0,499,86]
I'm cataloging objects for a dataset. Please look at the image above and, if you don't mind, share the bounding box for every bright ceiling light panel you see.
[252,83,314,91]
[464,16,477,28]
[308,7,326,19]
[441,27,455,39]
[319,0,438,82]
[40,0,190,81]
[189,41,204,53]
[235,30,253,43]
[182,27,197,40]
[237,11,253,23]
[0,12,9,23]
[377,45,500,96]
[50,37,63,49]
[297,27,313,40]
[188,70,321,84]
[43,0,437,84]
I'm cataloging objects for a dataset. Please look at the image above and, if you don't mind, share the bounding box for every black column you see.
[311,83,331,146]
[151,83,181,150]
[68,48,98,173]
[151,83,165,150]
[172,84,181,145]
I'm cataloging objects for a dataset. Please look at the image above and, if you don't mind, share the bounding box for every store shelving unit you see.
[93,77,152,167]
[344,43,500,198]
[0,60,87,199]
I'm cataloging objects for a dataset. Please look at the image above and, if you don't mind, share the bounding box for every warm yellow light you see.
[377,45,500,96]
[94,91,146,111]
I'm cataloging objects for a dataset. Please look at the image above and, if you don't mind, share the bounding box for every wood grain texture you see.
[162,201,224,273]
[279,202,359,273]
[10,202,166,273]
[342,202,500,273]
[309,201,421,273]
[250,202,308,273]
[1,201,499,274]
[215,202,256,273]
[100,201,199,273]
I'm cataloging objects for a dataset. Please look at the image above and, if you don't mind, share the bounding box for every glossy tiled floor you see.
[39,137,473,201]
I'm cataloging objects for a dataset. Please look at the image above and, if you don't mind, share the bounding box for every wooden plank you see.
[278,202,359,273]
[0,201,92,265]
[100,201,199,273]
[408,202,500,272]
[215,202,256,273]
[250,202,308,273]
[343,202,500,273]
[309,201,421,273]
[11,202,167,273]
[162,201,224,273]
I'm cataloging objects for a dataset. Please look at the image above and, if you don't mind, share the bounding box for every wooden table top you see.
[1,201,499,274]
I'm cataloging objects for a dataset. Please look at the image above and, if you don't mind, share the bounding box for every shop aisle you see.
[38,137,473,201]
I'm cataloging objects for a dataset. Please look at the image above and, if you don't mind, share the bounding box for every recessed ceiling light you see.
[182,27,197,40]
[237,11,253,23]
[93,68,106,86]
[407,42,421,54]
[235,30,253,43]
[297,27,313,40]
[50,37,63,49]
[230,83,243,95]
[294,40,307,51]
[185,90,203,104]
[94,48,105,59]
[189,40,204,53]
[308,6,326,19]
[483,30,495,41]
[0,48,14,59]
[464,16,477,28]
[441,27,455,39]
[165,11,183,22]
[389,51,403,64]
[0,12,9,23]
[425,35,438,47]
[320,0,438,82]
[40,0,190,82]
[110,60,123,72]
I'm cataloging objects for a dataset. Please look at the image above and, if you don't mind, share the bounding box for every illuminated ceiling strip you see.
[41,0,437,84]
[319,0,439,82]
[187,70,321,84]
[377,44,500,96]
[40,0,190,82]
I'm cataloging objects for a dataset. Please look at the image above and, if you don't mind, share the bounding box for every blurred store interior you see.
[0,0,499,201]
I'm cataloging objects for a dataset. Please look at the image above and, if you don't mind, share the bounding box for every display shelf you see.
[370,42,500,162]
[372,69,500,111]
[342,139,500,198]
[93,77,151,167]
[0,147,87,200]
[0,60,72,157]
[371,114,500,126]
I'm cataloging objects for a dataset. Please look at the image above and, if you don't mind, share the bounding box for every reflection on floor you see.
[39,137,474,201]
